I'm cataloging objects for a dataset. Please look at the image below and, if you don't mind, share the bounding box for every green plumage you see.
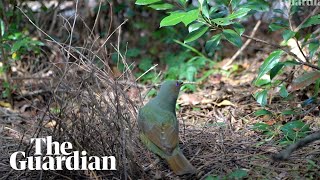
[138,80,196,175]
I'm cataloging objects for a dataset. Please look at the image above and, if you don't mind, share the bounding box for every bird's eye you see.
[176,81,183,86]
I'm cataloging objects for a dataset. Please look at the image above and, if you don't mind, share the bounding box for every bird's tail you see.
[165,148,196,175]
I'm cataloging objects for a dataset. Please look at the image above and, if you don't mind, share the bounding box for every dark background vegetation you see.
[0,0,319,179]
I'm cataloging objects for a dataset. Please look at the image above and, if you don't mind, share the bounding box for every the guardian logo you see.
[10,136,116,170]
[290,0,320,6]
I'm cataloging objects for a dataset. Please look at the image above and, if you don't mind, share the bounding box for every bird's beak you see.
[183,81,197,85]
[176,80,183,86]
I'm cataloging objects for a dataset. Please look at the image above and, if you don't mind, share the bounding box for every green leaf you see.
[256,50,283,81]
[126,48,140,57]
[282,30,295,42]
[212,18,233,26]
[184,26,209,43]
[255,109,272,116]
[281,109,297,115]
[182,9,199,26]
[254,89,268,106]
[309,40,319,58]
[0,19,4,36]
[135,0,161,5]
[252,123,271,132]
[228,169,248,179]
[269,20,288,31]
[11,38,28,52]
[281,120,310,140]
[160,11,185,27]
[223,29,242,47]
[270,63,284,80]
[242,0,269,11]
[202,2,210,19]
[186,66,197,81]
[279,84,289,98]
[231,0,241,10]
[188,22,204,32]
[254,78,271,87]
[301,14,320,28]
[204,175,219,180]
[205,33,222,50]
[233,22,245,36]
[273,9,284,14]
[282,60,300,66]
[307,159,320,169]
[269,23,284,31]
[149,3,173,10]
[227,8,251,20]
[138,58,153,71]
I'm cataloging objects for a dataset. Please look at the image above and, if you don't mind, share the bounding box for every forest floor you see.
[1,54,319,179]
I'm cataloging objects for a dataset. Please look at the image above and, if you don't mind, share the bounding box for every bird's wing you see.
[138,106,179,155]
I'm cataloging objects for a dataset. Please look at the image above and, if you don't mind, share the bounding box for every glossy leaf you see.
[308,40,319,58]
[282,60,300,66]
[252,123,270,132]
[223,29,242,47]
[269,20,288,31]
[270,63,284,80]
[228,8,251,20]
[242,0,269,11]
[255,109,272,116]
[256,50,283,81]
[269,23,284,31]
[0,19,4,36]
[254,76,271,87]
[182,9,199,26]
[281,109,297,115]
[301,14,320,28]
[149,3,173,10]
[212,18,233,26]
[255,89,268,106]
[228,169,248,179]
[205,33,222,50]
[11,38,28,52]
[184,26,209,43]
[279,85,289,98]
[160,11,185,27]
[233,22,245,35]
[282,29,295,42]
[135,0,161,5]
[273,9,284,14]
[188,22,204,32]
[231,0,241,10]
[290,71,320,91]
[281,120,310,140]
[202,1,210,19]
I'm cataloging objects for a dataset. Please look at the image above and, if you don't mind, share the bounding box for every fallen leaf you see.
[289,71,320,91]
[0,101,11,108]
[44,120,57,128]
[179,94,201,105]
[215,100,235,107]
